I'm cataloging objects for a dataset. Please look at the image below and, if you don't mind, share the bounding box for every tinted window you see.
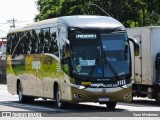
[44,29,50,53]
[7,34,12,54]
[16,32,24,54]
[38,29,44,53]
[50,27,59,57]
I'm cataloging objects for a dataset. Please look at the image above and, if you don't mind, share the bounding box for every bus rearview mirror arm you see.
[128,37,140,56]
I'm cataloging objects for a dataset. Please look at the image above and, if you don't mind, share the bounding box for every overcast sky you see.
[0,0,38,37]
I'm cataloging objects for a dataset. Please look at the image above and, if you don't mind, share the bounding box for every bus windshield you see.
[70,32,130,79]
[101,33,130,78]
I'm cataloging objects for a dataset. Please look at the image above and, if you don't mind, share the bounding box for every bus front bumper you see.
[66,80,132,103]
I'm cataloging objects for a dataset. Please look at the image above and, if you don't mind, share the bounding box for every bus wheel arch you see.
[17,80,26,103]
[53,82,58,100]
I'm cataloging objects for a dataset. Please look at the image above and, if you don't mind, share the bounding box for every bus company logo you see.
[32,60,41,71]
[90,83,118,88]
[2,112,11,117]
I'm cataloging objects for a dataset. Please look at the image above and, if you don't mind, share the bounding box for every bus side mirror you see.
[128,37,140,56]
[155,53,160,70]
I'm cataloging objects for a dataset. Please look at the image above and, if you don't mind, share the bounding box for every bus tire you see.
[18,82,26,103]
[18,82,34,103]
[106,102,117,110]
[26,96,34,103]
[55,87,65,108]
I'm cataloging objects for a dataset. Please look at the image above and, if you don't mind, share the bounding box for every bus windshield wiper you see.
[118,72,131,79]
[88,59,98,80]
[104,55,119,80]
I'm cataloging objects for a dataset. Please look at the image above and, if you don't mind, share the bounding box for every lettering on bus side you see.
[32,61,41,71]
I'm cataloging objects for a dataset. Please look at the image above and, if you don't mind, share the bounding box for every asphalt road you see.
[0,84,160,119]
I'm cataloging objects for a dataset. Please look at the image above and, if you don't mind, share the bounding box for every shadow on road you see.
[119,98,159,107]
[131,98,159,106]
[1,99,159,117]
[0,100,125,113]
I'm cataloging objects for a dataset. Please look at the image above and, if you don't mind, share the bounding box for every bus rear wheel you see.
[18,82,26,103]
[106,102,117,110]
[18,82,34,103]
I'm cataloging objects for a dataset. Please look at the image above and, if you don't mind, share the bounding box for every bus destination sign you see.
[76,34,97,39]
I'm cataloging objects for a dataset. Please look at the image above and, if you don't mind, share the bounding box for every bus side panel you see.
[25,55,37,96]
[61,73,73,101]
[42,54,63,98]
[36,54,43,97]
[7,55,25,95]
[7,72,18,95]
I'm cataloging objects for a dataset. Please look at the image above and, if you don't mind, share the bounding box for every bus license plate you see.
[99,98,109,102]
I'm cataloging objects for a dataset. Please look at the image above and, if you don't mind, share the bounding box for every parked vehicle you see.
[127,26,160,104]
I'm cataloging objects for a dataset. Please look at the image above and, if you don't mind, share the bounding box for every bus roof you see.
[8,18,58,33]
[58,15,124,30]
[8,15,124,33]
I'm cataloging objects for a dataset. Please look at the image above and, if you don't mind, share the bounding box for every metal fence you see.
[0,60,6,84]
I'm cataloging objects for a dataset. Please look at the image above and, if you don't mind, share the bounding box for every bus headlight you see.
[66,80,86,90]
[121,83,132,89]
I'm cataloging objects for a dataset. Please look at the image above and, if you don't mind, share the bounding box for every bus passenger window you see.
[12,33,18,55]
[23,32,27,54]
[16,33,24,54]
[26,32,32,54]
[31,30,38,54]
[7,34,12,54]
[44,29,50,53]
[39,29,45,54]
[22,33,25,54]
[50,27,59,57]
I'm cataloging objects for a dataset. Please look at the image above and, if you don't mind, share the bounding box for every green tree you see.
[35,0,160,27]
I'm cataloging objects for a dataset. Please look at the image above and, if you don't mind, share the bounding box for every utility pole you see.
[7,18,17,28]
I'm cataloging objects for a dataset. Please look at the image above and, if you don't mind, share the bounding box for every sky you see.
[0,0,38,38]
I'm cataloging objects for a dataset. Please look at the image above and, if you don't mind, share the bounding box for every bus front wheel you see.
[18,82,26,103]
[55,87,65,108]
[106,102,117,110]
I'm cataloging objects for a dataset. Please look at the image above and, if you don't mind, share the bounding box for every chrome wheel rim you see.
[18,85,22,101]
[56,89,61,107]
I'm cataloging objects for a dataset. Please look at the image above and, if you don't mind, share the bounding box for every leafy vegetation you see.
[35,0,160,27]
